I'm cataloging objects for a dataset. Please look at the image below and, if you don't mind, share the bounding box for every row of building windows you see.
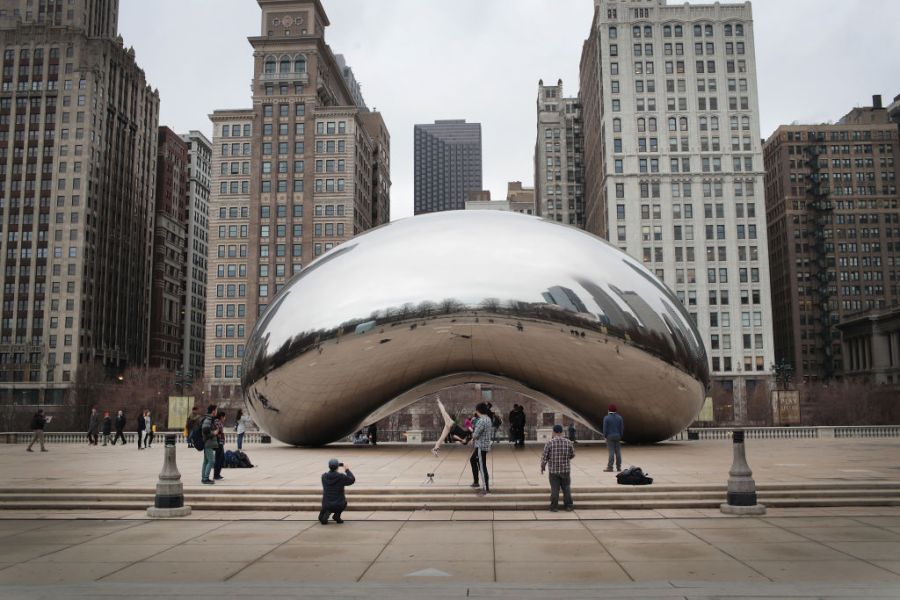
[608,23,746,40]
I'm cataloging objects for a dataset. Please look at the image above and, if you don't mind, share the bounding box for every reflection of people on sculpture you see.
[431,398,472,456]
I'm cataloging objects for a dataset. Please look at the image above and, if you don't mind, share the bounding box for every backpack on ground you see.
[616,465,653,486]
[235,450,254,468]
[189,417,207,452]
[224,450,239,468]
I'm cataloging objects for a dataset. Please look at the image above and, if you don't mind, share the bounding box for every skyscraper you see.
[204,0,391,402]
[580,0,774,422]
[414,120,482,214]
[180,130,212,380]
[763,95,900,381]
[534,79,584,226]
[0,0,159,403]
[150,127,188,371]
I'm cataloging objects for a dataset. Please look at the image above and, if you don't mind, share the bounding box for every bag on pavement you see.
[616,466,653,486]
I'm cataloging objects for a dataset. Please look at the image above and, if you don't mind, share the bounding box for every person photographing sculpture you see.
[469,402,493,496]
[319,458,355,524]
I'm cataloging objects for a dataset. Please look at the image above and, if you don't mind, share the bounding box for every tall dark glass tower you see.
[414,120,482,214]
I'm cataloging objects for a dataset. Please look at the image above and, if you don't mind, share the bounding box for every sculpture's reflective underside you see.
[242,211,710,446]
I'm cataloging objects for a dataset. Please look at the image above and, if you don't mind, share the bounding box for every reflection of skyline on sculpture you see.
[242,211,709,446]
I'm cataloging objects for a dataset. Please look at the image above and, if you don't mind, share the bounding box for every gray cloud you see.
[120,0,900,219]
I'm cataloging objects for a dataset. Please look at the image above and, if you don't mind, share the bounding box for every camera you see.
[338,462,344,467]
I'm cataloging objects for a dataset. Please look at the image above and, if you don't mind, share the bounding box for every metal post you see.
[146,433,191,518]
[720,429,766,515]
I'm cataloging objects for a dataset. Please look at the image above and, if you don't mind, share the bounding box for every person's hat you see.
[552,424,563,434]
[608,404,617,412]
[328,458,340,470]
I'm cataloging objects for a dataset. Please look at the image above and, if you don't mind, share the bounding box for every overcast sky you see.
[119,0,900,219]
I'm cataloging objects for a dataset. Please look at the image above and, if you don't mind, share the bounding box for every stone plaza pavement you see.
[1,436,899,491]
[1,438,899,596]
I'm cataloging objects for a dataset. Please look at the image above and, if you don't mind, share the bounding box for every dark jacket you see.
[603,412,624,440]
[30,413,45,430]
[87,413,100,434]
[102,416,112,435]
[201,415,219,450]
[321,469,355,510]
[115,415,126,431]
[138,415,147,432]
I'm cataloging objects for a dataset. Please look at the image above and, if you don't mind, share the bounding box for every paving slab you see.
[745,559,900,582]
[619,560,770,582]
[495,560,631,583]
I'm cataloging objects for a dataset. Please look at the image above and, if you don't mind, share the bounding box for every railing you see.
[672,425,900,441]
[0,431,269,445]
[2,427,899,445]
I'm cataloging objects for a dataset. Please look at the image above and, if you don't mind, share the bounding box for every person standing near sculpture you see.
[469,402,493,496]
[603,404,624,473]
[213,410,226,480]
[234,409,249,451]
[86,407,100,446]
[513,404,526,447]
[200,405,218,485]
[541,424,575,511]
[319,458,355,524]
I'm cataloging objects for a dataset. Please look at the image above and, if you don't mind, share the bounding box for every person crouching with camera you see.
[319,458,355,525]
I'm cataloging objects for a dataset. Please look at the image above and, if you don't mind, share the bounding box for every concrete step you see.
[0,488,896,504]
[0,496,898,512]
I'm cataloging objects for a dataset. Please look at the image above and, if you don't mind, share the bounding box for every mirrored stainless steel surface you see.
[242,211,709,445]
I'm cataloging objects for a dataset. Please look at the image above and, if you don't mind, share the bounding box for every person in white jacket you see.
[234,409,249,450]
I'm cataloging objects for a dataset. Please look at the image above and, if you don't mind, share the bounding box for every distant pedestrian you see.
[112,410,127,445]
[86,407,100,446]
[137,409,148,450]
[541,424,575,512]
[200,405,218,484]
[567,422,577,444]
[603,404,624,473]
[318,458,355,525]
[367,422,377,446]
[213,410,226,480]
[101,412,112,446]
[235,409,248,451]
[26,409,50,452]
[144,410,154,448]
[469,402,493,496]
[512,404,526,447]
[185,406,200,448]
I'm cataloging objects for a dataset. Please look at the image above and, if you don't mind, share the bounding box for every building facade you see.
[180,130,211,379]
[836,307,900,386]
[534,79,584,226]
[204,0,390,402]
[0,0,159,403]
[465,181,535,215]
[149,127,188,371]
[579,0,774,422]
[763,96,900,381]
[413,119,482,214]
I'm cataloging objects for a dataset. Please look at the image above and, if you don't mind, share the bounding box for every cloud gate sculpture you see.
[242,211,709,446]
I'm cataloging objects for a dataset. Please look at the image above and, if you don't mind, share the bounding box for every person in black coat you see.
[101,412,112,446]
[112,410,127,445]
[137,409,147,450]
[318,458,355,524]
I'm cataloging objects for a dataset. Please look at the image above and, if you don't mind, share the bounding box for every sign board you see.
[696,396,714,423]
[168,396,194,430]
[771,390,801,426]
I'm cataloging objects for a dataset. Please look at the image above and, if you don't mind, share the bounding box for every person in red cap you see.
[602,404,624,472]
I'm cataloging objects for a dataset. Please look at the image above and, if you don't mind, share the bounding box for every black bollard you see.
[147,434,192,518]
[720,429,766,515]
